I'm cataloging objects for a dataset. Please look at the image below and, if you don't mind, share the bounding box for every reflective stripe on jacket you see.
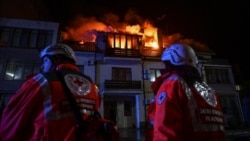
[0,63,101,141]
[153,73,225,141]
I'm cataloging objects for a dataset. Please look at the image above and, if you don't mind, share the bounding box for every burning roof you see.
[61,10,159,48]
[61,10,213,55]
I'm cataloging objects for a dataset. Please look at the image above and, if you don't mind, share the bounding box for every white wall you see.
[75,52,96,82]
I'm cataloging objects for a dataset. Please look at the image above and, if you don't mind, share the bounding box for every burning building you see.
[0,12,245,131]
[59,12,244,130]
[61,12,163,57]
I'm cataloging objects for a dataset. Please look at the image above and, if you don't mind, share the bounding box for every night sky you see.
[0,0,249,80]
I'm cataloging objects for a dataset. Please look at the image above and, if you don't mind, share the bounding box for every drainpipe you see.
[141,56,147,130]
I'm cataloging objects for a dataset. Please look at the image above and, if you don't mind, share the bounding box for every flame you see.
[79,40,84,44]
[61,12,209,53]
[62,16,115,42]
[143,20,159,48]
[62,12,159,49]
[125,24,142,34]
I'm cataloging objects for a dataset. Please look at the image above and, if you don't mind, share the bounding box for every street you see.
[118,128,250,141]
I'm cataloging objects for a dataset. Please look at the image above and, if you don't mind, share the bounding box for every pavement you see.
[118,128,250,141]
[225,129,250,141]
[119,128,145,141]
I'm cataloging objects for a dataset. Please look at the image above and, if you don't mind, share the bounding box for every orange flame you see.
[62,13,159,49]
[143,20,159,48]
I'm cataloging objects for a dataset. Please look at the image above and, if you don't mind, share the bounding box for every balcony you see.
[104,80,142,90]
[105,48,141,58]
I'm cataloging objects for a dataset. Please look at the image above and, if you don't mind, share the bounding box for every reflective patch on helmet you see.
[64,74,91,95]
[171,49,185,64]
[157,92,167,105]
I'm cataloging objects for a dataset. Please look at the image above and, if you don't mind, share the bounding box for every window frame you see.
[202,65,231,84]
[112,67,132,81]
[148,68,162,82]
[4,58,40,80]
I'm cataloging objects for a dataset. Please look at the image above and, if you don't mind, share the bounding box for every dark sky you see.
[44,0,248,59]
[45,0,249,80]
[0,0,249,80]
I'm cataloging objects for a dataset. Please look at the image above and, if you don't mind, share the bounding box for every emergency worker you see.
[152,43,225,141]
[0,43,101,141]
[146,75,164,141]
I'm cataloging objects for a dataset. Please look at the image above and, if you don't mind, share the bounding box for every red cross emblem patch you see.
[64,74,91,95]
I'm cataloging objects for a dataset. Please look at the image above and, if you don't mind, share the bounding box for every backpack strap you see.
[56,70,86,140]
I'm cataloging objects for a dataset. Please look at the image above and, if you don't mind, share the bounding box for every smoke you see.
[62,15,114,42]
[61,9,210,52]
[162,33,211,52]
[62,9,147,42]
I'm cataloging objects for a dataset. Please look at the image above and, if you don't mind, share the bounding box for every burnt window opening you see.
[107,33,142,50]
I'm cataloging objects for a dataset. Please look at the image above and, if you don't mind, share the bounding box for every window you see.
[149,68,162,82]
[114,34,120,48]
[36,30,53,49]
[132,36,139,49]
[204,67,230,84]
[112,67,131,81]
[45,31,53,46]
[4,58,40,80]
[107,33,142,57]
[4,27,54,49]
[20,29,30,47]
[37,31,47,48]
[121,35,126,49]
[107,33,142,50]
[11,28,22,47]
[29,30,38,48]
[0,27,11,47]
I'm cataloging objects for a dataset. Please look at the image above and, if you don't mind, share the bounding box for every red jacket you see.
[0,63,101,141]
[153,72,225,141]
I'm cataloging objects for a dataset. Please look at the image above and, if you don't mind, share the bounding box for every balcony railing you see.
[104,80,141,89]
[105,48,141,58]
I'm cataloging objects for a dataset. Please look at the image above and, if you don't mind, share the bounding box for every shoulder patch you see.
[64,74,91,95]
[157,92,167,104]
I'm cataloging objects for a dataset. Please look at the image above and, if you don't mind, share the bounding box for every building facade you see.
[0,18,59,114]
[0,18,245,131]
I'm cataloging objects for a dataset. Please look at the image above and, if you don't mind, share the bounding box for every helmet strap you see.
[45,55,60,70]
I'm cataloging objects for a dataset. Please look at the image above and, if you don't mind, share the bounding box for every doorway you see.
[104,100,117,125]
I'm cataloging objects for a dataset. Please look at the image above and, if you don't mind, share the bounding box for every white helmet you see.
[161,43,198,68]
[40,44,76,62]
